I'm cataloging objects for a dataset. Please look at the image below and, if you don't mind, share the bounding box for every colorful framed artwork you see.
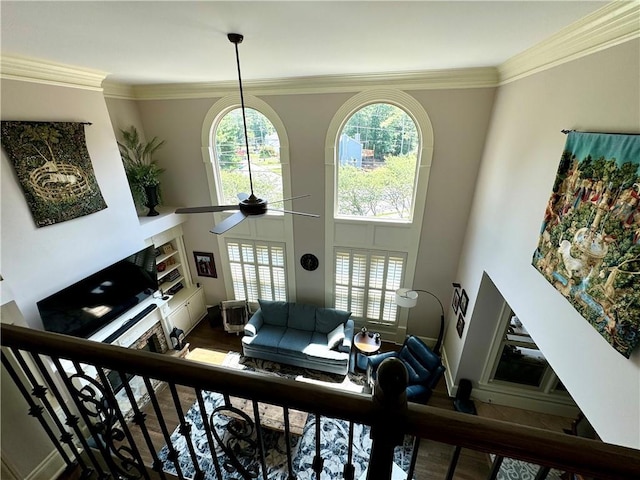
[193,251,217,278]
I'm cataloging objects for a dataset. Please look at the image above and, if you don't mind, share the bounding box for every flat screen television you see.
[37,245,158,339]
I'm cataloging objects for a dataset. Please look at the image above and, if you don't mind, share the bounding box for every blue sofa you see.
[241,300,354,375]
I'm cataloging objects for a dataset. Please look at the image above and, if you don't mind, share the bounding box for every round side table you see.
[353,331,381,371]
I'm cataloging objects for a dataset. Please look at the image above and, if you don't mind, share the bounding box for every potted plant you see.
[117,126,166,216]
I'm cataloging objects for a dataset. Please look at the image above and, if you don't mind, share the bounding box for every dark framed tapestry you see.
[1,121,107,227]
[532,131,639,358]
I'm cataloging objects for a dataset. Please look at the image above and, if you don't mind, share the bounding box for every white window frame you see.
[324,90,434,340]
[201,95,297,301]
[334,248,407,331]
[226,239,288,302]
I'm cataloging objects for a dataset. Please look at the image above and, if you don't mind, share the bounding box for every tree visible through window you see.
[215,108,283,206]
[336,103,419,220]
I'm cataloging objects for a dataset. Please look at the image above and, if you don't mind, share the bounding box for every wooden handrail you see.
[2,323,639,479]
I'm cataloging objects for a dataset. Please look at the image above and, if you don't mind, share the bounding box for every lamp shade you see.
[395,288,418,308]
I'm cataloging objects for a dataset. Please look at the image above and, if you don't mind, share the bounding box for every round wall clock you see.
[300,253,319,271]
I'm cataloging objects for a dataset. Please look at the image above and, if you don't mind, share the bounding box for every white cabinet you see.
[165,286,206,335]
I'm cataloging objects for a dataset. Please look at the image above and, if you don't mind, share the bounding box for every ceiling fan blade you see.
[269,194,311,204]
[269,208,319,218]
[237,192,249,201]
[176,205,240,214]
[210,210,248,234]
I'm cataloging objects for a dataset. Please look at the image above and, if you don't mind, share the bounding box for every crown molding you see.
[499,1,640,85]
[0,54,108,90]
[102,82,136,99]
[106,67,499,100]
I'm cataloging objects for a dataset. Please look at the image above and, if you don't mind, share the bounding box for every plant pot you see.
[144,185,160,216]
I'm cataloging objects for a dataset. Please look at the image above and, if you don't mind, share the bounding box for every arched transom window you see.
[214,107,283,207]
[336,103,419,221]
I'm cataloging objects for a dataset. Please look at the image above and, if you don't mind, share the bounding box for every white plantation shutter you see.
[334,249,406,325]
[226,240,287,302]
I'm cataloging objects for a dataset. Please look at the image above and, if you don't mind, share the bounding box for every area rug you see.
[157,390,414,479]
[491,454,563,480]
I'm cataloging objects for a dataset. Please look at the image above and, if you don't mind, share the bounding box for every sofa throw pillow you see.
[315,307,352,334]
[258,299,289,326]
[327,323,345,350]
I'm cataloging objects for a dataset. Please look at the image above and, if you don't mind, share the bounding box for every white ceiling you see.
[1,1,609,85]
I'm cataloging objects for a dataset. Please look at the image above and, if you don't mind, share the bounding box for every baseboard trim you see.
[473,383,580,418]
[24,449,67,480]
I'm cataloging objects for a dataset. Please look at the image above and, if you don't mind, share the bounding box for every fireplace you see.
[104,322,169,416]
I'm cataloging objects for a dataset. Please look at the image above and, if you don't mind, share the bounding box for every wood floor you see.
[58,319,574,479]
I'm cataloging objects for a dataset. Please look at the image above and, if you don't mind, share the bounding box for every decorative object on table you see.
[456,313,465,338]
[174,33,318,234]
[366,335,445,405]
[169,327,185,350]
[0,121,107,227]
[300,253,319,271]
[459,289,469,316]
[532,131,640,358]
[193,251,217,278]
[452,289,461,313]
[116,125,166,216]
[353,329,382,371]
[395,288,445,355]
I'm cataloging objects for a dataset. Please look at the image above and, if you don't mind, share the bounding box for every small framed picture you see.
[459,289,469,316]
[193,251,217,278]
[456,313,465,338]
[452,289,461,313]
[162,244,174,255]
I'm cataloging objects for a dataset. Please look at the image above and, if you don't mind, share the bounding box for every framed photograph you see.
[193,251,217,278]
[452,289,460,313]
[456,313,465,338]
[459,289,469,316]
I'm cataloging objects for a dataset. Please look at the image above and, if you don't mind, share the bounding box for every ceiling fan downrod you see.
[228,33,257,201]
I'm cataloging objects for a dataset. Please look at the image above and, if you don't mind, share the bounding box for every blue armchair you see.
[366,336,445,404]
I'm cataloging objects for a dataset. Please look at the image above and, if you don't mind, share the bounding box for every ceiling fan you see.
[175,33,318,234]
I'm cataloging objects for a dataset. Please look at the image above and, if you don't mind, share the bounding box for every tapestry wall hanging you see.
[1,121,107,227]
[532,131,640,358]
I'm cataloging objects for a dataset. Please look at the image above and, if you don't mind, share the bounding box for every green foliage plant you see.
[117,126,166,207]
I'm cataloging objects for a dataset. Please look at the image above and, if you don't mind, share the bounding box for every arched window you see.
[214,107,283,207]
[336,103,419,221]
[325,90,433,334]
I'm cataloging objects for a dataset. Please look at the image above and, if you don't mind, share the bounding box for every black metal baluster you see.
[75,361,147,479]
[29,352,102,479]
[251,399,268,480]
[535,466,551,479]
[51,358,125,478]
[282,406,295,480]
[194,389,224,480]
[1,351,75,468]
[118,371,168,479]
[168,383,204,480]
[487,455,504,480]
[445,445,462,480]
[343,420,355,480]
[312,413,323,477]
[10,349,91,476]
[95,366,151,479]
[142,377,186,480]
[406,436,420,480]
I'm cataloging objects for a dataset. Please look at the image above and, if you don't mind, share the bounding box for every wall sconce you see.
[169,327,185,350]
[395,288,445,355]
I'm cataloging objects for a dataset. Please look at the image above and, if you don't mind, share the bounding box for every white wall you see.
[448,39,640,448]
[130,87,495,338]
[1,79,145,328]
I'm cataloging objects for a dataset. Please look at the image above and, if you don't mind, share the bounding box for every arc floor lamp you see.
[395,288,445,355]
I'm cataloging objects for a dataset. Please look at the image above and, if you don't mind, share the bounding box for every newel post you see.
[367,357,408,480]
